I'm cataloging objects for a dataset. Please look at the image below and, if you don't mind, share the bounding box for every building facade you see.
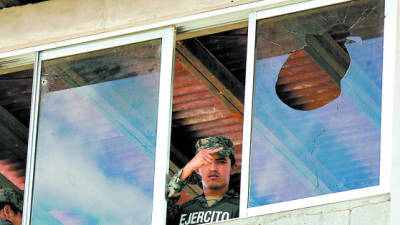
[0,0,399,224]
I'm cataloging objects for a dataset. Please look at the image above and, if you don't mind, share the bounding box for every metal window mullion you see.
[386,0,400,224]
[22,51,42,225]
[383,0,398,192]
[239,12,257,218]
[151,26,176,225]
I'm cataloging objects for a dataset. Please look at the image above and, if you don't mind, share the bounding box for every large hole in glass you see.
[276,25,351,111]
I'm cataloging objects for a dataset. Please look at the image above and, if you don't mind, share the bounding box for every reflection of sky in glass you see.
[32,74,159,224]
[249,37,383,207]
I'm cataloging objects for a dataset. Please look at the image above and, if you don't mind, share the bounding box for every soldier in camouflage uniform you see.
[167,136,239,225]
[0,188,23,225]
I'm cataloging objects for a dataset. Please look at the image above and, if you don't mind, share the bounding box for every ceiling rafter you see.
[0,105,28,190]
[175,41,244,120]
[0,105,27,159]
[0,171,22,193]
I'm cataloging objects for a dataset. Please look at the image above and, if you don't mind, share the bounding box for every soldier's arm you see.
[166,170,186,224]
[167,168,189,198]
[167,147,223,198]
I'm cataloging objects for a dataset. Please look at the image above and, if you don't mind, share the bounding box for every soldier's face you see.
[198,153,233,192]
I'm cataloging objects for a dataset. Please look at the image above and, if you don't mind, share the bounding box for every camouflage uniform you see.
[0,188,23,212]
[0,218,13,225]
[168,167,204,198]
[167,136,238,225]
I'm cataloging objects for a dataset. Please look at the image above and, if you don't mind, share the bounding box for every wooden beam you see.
[180,39,244,103]
[0,106,28,160]
[0,54,34,75]
[169,144,190,167]
[281,18,351,86]
[0,172,23,192]
[177,21,247,41]
[0,106,28,143]
[55,65,87,87]
[0,122,27,160]
[304,33,350,85]
[176,41,243,121]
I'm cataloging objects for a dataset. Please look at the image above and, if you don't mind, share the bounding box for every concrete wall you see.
[220,194,390,225]
[0,0,258,53]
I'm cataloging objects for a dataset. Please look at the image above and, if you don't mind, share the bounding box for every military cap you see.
[0,188,23,212]
[195,136,235,163]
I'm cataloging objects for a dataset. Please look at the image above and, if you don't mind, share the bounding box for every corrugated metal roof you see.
[171,60,244,168]
[276,49,341,110]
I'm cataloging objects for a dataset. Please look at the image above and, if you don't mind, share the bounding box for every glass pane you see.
[249,0,384,207]
[31,39,162,224]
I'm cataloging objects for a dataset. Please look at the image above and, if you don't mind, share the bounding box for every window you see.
[241,0,387,216]
[25,28,175,225]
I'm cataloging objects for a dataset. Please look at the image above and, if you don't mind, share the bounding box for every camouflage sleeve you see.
[166,169,186,225]
[167,168,203,198]
[0,218,13,225]
[167,168,188,198]
[166,169,202,224]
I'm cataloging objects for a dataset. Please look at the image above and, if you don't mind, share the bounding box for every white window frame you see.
[240,0,394,218]
[0,0,396,224]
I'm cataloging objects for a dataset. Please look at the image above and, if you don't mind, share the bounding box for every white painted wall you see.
[0,0,258,53]
[219,194,390,225]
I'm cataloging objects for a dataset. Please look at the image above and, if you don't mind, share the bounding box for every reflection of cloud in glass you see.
[50,210,97,225]
[35,129,152,224]
[250,129,315,206]
[32,76,159,224]
[249,38,382,207]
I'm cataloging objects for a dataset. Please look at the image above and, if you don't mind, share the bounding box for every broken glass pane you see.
[249,0,384,207]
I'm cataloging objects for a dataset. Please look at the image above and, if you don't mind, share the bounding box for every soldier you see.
[167,136,238,225]
[0,188,23,225]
